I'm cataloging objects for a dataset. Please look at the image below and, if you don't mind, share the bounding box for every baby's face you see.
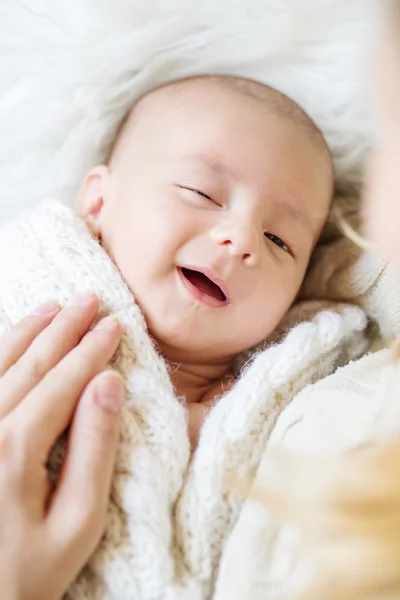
[79,81,332,363]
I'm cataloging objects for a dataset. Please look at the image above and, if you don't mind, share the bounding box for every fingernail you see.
[33,299,60,315]
[94,373,123,414]
[94,315,118,330]
[70,292,96,306]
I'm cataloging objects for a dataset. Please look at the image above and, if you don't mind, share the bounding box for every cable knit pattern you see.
[0,200,370,599]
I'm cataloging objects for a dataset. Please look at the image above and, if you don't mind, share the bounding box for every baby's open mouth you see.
[179,267,227,304]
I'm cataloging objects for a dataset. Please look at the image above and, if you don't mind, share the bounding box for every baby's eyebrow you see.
[181,153,237,179]
[277,198,313,231]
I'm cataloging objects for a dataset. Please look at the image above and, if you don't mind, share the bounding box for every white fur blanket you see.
[0,0,379,224]
[0,200,370,599]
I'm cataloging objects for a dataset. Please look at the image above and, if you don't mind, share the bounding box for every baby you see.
[77,75,334,445]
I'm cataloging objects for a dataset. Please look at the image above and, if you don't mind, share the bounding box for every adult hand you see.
[0,293,123,600]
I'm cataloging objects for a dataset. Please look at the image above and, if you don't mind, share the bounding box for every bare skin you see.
[174,364,236,446]
[364,1,400,264]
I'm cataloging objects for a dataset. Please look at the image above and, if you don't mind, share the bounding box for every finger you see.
[47,371,123,556]
[0,300,61,376]
[8,315,121,458]
[0,293,99,420]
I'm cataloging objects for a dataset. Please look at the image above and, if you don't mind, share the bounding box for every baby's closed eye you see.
[178,185,222,208]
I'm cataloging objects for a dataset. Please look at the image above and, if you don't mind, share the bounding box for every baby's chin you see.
[146,315,266,365]
[148,323,229,364]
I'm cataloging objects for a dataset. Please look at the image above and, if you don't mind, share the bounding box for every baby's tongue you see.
[184,269,225,301]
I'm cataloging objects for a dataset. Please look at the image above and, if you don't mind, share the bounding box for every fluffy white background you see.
[0,0,380,224]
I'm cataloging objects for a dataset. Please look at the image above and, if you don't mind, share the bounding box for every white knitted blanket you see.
[0,200,372,599]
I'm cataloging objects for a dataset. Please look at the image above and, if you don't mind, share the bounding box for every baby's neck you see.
[157,344,236,447]
[168,357,235,448]
[155,340,234,403]
[168,360,234,404]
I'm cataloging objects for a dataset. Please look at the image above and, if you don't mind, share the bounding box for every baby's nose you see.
[210,220,259,266]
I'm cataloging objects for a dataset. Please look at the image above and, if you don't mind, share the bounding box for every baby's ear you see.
[76,165,111,238]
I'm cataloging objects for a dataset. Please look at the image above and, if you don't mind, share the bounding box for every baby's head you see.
[77,76,333,365]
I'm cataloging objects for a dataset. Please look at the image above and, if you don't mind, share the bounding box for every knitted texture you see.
[0,201,371,599]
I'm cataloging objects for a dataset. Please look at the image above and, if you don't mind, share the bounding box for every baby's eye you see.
[194,189,214,202]
[179,185,220,207]
[264,232,290,253]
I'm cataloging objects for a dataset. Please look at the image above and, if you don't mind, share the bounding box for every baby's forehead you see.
[129,76,316,132]
[109,76,331,173]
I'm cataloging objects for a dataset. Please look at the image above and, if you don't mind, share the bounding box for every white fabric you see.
[0,200,369,599]
[0,0,379,224]
[214,349,400,600]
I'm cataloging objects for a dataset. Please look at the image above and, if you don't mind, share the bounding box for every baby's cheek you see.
[246,278,298,340]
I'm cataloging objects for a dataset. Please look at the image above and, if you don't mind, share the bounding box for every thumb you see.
[48,371,123,554]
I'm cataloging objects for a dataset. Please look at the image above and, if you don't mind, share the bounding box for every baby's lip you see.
[178,265,231,306]
[193,266,231,302]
